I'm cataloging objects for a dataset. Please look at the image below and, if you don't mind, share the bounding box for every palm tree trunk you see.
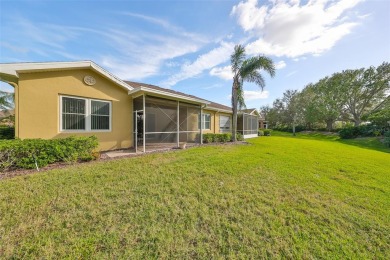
[232,80,238,142]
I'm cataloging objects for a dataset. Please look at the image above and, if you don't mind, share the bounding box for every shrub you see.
[203,133,232,143]
[0,127,14,140]
[236,132,244,141]
[220,133,232,143]
[0,136,98,171]
[213,134,221,143]
[339,125,386,139]
[264,130,272,136]
[339,127,358,139]
[258,130,264,136]
[203,134,214,143]
[384,131,390,148]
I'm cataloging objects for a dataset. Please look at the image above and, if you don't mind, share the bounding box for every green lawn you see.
[1,134,389,258]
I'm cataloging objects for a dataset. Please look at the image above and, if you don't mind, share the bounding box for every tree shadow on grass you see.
[337,137,390,154]
[273,131,390,154]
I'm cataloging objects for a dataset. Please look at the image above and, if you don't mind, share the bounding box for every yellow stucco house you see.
[0,61,258,151]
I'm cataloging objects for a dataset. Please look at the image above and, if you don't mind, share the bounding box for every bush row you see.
[384,131,390,148]
[338,125,387,139]
[258,130,272,136]
[0,136,98,171]
[203,133,232,143]
[202,133,245,143]
[0,127,15,140]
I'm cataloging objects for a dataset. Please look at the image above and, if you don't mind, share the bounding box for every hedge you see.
[384,131,390,148]
[203,133,232,143]
[0,136,98,172]
[0,127,15,140]
[339,125,386,139]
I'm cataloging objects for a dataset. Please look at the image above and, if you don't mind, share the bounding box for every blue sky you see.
[1,0,389,109]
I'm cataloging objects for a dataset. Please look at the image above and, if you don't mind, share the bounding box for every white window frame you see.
[59,95,112,133]
[198,113,211,130]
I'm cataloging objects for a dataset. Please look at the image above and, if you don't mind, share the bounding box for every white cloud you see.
[275,60,286,69]
[161,41,235,87]
[232,0,365,58]
[2,14,208,81]
[244,90,269,100]
[229,90,270,101]
[209,65,233,80]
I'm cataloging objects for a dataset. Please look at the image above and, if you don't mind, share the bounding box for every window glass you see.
[91,100,110,130]
[198,113,211,129]
[61,96,110,131]
[219,115,231,133]
[62,97,86,130]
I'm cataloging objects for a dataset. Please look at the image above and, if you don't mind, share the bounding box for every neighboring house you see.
[0,61,258,151]
[258,112,268,129]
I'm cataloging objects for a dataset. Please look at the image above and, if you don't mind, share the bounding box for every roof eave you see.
[0,61,133,91]
[204,106,232,114]
[128,86,211,105]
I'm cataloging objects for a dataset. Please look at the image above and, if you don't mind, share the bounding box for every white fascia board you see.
[204,106,232,114]
[129,86,210,105]
[0,61,133,91]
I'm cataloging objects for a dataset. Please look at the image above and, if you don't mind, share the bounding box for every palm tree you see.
[231,44,275,141]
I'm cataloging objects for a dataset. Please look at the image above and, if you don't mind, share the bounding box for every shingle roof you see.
[125,81,232,112]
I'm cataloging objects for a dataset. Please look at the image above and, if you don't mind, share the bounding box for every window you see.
[61,96,111,131]
[62,97,86,130]
[219,115,231,133]
[91,100,110,130]
[198,113,211,130]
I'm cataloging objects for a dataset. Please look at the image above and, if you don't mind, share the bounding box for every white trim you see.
[128,86,210,105]
[59,95,112,133]
[243,134,258,139]
[198,112,211,130]
[204,106,232,114]
[0,61,133,91]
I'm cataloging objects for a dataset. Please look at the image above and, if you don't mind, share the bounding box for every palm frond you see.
[240,55,275,82]
[244,70,266,89]
[230,45,246,74]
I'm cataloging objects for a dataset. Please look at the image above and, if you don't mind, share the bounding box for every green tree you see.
[281,89,302,135]
[230,45,275,141]
[344,62,390,126]
[312,73,347,130]
[298,84,320,129]
[364,97,390,127]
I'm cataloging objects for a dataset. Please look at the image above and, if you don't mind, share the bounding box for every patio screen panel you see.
[144,96,177,145]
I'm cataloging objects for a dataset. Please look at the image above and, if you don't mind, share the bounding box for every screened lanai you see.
[133,95,204,152]
[237,113,259,139]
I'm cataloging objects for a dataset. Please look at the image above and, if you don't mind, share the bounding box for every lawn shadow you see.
[272,131,390,154]
[337,137,390,154]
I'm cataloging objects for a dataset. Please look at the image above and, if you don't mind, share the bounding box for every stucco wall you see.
[17,69,132,151]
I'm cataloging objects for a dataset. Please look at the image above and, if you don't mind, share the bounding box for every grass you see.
[0,134,389,258]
